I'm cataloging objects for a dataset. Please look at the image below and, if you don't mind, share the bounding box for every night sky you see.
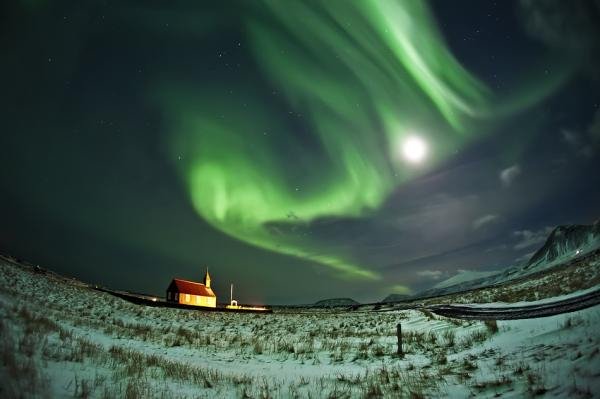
[1,0,599,304]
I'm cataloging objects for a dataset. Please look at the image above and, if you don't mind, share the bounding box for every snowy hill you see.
[495,221,600,283]
[525,222,600,271]
[415,221,600,298]
[432,270,501,290]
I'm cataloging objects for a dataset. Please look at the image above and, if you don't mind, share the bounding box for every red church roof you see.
[168,278,215,297]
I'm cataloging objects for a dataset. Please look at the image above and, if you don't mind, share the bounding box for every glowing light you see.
[402,136,428,163]
[158,1,493,280]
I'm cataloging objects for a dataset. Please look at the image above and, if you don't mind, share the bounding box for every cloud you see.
[513,226,553,250]
[515,251,536,263]
[472,214,499,230]
[561,129,580,147]
[416,270,444,280]
[484,244,508,253]
[499,165,521,187]
[561,129,594,158]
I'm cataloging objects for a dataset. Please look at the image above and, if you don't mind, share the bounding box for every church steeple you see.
[203,268,211,288]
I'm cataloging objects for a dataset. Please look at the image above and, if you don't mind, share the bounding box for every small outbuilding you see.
[166,270,216,308]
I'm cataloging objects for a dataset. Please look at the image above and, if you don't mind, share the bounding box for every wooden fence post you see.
[397,323,403,358]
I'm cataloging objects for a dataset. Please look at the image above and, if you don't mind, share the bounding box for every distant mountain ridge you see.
[313,298,359,307]
[383,220,600,302]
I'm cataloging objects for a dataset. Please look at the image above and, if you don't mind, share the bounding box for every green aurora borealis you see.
[159,1,497,280]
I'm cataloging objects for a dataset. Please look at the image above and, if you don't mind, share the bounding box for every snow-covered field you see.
[1,259,599,398]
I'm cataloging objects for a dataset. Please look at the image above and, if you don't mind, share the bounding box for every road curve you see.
[427,288,600,320]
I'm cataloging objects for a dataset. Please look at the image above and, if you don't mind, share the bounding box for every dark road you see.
[428,289,600,320]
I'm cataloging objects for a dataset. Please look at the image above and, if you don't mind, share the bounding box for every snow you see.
[1,258,599,398]
[457,308,600,397]
[433,270,501,290]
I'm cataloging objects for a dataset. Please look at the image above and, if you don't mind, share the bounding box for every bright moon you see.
[402,136,427,163]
